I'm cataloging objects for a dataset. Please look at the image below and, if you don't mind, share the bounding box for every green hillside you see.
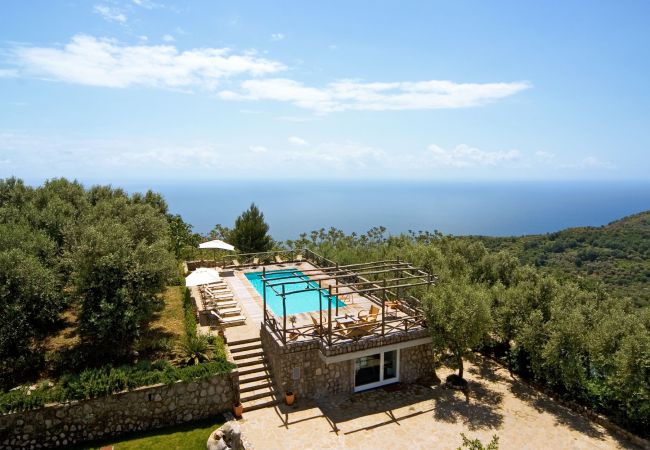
[473,211,650,307]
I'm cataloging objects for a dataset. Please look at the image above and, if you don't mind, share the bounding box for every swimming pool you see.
[245,268,345,316]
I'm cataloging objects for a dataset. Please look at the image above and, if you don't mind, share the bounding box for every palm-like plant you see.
[179,335,211,366]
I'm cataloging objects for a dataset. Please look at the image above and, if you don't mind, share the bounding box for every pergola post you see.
[382,278,386,336]
[334,275,339,316]
[282,284,287,345]
[262,266,267,322]
[327,284,332,346]
[318,280,323,338]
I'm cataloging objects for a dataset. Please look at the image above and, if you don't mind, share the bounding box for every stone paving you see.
[238,358,639,450]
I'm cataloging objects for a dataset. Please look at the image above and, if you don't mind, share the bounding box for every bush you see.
[0,359,235,414]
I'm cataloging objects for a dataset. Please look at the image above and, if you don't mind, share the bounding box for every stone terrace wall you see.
[261,326,435,399]
[261,326,353,399]
[400,343,435,383]
[0,371,238,450]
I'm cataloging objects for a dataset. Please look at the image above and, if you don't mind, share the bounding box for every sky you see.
[1,1,649,183]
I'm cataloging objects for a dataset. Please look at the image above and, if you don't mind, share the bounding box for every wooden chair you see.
[310,315,327,335]
[358,304,380,322]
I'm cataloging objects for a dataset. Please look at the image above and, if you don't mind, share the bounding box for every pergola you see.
[260,254,436,345]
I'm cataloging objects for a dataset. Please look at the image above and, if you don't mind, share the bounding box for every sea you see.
[119,180,650,241]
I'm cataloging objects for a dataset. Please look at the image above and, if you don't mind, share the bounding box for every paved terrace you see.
[196,261,420,344]
[238,358,639,450]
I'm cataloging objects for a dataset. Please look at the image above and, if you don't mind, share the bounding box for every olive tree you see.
[424,281,491,379]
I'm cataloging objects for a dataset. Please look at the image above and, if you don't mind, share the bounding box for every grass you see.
[137,286,186,358]
[82,416,224,450]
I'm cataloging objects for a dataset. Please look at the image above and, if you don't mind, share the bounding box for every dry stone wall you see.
[261,326,434,399]
[0,371,238,450]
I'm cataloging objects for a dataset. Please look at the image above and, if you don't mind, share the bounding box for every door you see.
[354,349,400,392]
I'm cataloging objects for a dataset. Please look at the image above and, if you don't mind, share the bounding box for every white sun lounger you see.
[216,306,242,316]
[205,300,238,310]
[210,310,246,326]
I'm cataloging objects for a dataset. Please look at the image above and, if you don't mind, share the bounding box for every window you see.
[354,349,399,391]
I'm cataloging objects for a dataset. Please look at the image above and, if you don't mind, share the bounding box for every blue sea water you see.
[120,181,650,241]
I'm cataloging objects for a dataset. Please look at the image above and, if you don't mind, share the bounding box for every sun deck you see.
[190,249,436,351]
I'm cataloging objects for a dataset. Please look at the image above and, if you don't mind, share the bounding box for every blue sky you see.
[1,1,649,183]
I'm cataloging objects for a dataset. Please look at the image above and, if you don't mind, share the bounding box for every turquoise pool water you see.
[245,268,345,316]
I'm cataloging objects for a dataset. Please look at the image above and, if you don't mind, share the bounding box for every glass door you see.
[354,349,400,392]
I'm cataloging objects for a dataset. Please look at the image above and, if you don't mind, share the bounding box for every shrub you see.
[0,359,235,414]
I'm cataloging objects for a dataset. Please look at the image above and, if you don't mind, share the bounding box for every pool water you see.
[245,268,345,316]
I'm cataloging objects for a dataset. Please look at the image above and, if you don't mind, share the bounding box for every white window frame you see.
[353,349,400,392]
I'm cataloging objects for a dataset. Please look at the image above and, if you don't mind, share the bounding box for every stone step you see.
[239,373,270,384]
[242,396,281,412]
[235,356,266,368]
[229,343,262,354]
[240,381,273,394]
[240,386,278,403]
[228,337,261,346]
[238,363,269,376]
[233,350,264,361]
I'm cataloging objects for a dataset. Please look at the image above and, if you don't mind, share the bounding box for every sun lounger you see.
[358,304,380,322]
[295,254,303,264]
[274,255,285,264]
[206,299,237,308]
[216,306,242,316]
[205,291,234,300]
[210,310,246,326]
[251,257,259,267]
[232,259,241,268]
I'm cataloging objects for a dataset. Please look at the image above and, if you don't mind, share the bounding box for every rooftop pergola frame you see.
[260,251,437,345]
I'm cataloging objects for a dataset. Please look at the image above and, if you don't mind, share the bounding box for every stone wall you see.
[261,325,435,399]
[0,371,238,450]
[399,343,435,383]
[261,325,353,399]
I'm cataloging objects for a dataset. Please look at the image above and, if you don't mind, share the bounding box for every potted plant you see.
[232,381,243,418]
[284,382,295,406]
[288,315,297,328]
[233,400,243,417]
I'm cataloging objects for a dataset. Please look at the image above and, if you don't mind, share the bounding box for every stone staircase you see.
[229,337,281,412]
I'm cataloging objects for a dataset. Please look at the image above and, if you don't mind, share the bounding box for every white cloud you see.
[93,5,127,23]
[0,69,18,78]
[271,33,285,41]
[249,145,268,153]
[581,156,615,169]
[132,0,161,9]
[288,136,308,146]
[426,144,520,167]
[220,78,531,113]
[535,150,556,161]
[162,34,175,42]
[11,34,286,90]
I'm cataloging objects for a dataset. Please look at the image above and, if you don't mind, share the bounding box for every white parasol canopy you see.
[185,267,221,287]
[199,239,235,251]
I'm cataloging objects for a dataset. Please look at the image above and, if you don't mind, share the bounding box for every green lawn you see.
[83,416,224,450]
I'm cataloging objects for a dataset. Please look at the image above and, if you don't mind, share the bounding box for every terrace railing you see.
[259,251,436,347]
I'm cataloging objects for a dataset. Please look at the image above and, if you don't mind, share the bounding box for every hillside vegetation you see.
[472,211,650,307]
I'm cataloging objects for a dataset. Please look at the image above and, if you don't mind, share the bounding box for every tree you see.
[424,282,491,378]
[0,249,63,388]
[230,203,273,253]
[69,201,176,359]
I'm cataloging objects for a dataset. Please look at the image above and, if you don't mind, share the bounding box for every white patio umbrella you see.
[185,267,221,287]
[199,239,235,251]
[199,239,235,262]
